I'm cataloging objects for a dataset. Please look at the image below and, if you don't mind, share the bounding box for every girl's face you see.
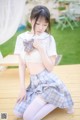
[31,17,48,35]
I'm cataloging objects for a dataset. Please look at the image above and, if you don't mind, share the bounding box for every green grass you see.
[0,30,26,56]
[51,22,80,64]
[0,23,80,65]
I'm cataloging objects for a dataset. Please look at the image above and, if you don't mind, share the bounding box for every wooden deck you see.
[0,64,80,120]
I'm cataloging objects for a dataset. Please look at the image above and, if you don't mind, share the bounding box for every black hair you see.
[30,5,51,33]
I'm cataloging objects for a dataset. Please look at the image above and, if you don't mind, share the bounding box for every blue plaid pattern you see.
[14,69,73,115]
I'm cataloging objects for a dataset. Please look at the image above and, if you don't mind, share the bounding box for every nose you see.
[39,25,43,30]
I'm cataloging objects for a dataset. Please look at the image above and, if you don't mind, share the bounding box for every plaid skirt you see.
[14,69,73,115]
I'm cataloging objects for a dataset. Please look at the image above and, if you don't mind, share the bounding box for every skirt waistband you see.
[30,69,50,78]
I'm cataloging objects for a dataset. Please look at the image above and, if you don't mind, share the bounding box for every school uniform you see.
[14,31,73,115]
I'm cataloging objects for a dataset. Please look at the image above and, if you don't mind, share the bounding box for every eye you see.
[44,24,47,26]
[36,23,40,25]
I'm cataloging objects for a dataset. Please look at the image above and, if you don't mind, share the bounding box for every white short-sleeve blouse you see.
[14,31,57,63]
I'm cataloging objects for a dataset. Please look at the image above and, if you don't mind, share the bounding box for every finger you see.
[16,96,23,103]
[16,98,20,103]
[18,95,26,103]
[23,95,27,101]
[17,97,23,103]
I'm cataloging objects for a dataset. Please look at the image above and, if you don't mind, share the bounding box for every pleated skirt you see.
[14,69,73,114]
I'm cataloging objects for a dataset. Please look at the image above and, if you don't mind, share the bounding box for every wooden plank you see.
[4,115,80,120]
[44,115,80,120]
[72,96,80,102]
[0,54,19,66]
[0,65,80,120]
[0,98,17,104]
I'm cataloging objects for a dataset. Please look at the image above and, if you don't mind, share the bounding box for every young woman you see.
[13,5,74,120]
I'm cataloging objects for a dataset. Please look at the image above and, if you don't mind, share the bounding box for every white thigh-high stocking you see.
[23,96,46,120]
[33,104,56,120]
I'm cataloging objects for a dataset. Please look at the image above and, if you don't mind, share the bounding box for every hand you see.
[33,39,43,50]
[16,89,27,103]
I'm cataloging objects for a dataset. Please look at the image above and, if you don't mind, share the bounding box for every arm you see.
[19,55,26,90]
[14,35,27,102]
[38,47,56,72]
[33,38,57,72]
[16,55,27,103]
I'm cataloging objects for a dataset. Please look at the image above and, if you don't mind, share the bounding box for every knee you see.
[13,110,23,118]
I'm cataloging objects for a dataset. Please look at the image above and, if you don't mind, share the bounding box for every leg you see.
[23,96,46,120]
[13,90,35,118]
[33,104,56,120]
[13,97,29,118]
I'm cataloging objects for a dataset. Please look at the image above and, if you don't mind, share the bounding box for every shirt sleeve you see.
[14,36,23,54]
[14,36,25,59]
[47,36,57,56]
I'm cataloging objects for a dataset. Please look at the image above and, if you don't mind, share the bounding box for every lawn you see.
[51,22,80,64]
[0,22,80,65]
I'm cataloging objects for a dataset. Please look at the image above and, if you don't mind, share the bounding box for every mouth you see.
[37,31,42,34]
